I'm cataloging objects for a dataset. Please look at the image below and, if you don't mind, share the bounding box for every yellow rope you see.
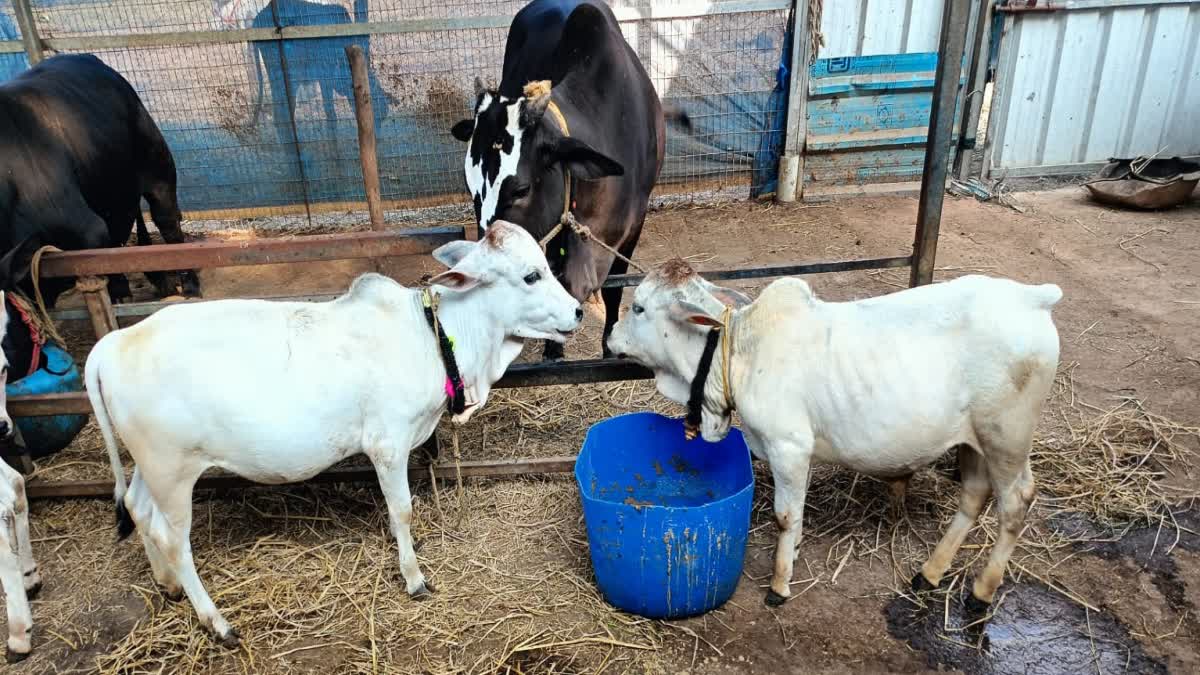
[720,305,735,413]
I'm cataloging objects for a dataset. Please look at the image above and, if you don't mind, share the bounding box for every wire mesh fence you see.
[2,0,792,220]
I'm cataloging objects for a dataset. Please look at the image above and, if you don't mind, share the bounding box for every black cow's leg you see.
[106,274,134,304]
[542,339,565,361]
[601,227,643,359]
[144,187,200,298]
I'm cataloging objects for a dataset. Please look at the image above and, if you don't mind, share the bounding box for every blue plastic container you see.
[575,412,754,619]
[6,343,89,458]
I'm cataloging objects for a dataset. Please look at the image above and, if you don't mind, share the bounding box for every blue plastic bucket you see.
[574,412,754,619]
[6,343,88,458]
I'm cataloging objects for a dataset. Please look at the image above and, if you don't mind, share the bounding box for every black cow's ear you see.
[552,137,624,180]
[451,119,474,142]
[0,235,41,290]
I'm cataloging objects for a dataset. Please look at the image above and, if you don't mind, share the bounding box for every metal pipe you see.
[910,0,972,287]
[604,255,912,289]
[776,0,812,202]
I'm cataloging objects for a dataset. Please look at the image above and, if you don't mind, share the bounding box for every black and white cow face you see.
[451,80,624,236]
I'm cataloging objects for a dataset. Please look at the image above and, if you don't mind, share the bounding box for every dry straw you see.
[20,359,1197,673]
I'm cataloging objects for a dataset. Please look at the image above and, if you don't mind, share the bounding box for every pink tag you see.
[444,378,456,399]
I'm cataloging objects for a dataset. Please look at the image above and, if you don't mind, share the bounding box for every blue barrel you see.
[7,343,89,458]
[575,412,753,619]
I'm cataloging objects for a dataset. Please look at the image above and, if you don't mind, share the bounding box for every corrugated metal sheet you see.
[988,0,1200,176]
[804,0,965,188]
[818,0,944,58]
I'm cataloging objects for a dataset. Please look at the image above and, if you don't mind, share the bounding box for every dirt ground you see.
[10,185,1200,674]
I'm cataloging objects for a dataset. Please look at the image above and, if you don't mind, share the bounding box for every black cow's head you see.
[450,79,624,238]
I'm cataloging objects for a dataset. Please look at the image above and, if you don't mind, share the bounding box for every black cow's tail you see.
[664,104,693,133]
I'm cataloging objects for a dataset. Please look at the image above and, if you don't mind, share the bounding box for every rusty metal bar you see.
[35,227,461,278]
[25,456,577,501]
[604,255,912,289]
[911,0,971,287]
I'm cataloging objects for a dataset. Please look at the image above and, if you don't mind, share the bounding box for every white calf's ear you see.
[432,240,477,268]
[702,280,753,308]
[428,270,481,293]
[670,300,724,328]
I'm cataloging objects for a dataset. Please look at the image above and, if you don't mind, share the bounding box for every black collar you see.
[421,292,466,415]
[684,327,722,440]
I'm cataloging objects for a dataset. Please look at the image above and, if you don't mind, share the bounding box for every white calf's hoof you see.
[215,628,241,650]
[409,581,434,601]
[6,647,30,664]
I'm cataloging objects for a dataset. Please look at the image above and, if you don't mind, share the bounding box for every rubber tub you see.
[7,343,89,458]
[574,411,753,619]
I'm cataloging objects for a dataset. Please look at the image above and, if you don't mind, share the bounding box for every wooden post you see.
[77,276,118,338]
[910,0,971,287]
[345,44,385,232]
[10,0,44,65]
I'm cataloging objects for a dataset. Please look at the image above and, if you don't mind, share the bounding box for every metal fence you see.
[1,0,794,219]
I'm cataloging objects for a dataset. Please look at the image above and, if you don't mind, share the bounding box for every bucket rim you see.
[573,411,754,513]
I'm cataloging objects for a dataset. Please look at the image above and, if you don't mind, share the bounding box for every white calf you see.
[86,222,581,646]
[607,260,1061,612]
[0,292,43,663]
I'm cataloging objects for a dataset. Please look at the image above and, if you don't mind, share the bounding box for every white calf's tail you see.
[1033,283,1063,309]
[84,341,135,539]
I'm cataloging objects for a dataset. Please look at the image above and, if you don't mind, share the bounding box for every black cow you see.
[451,0,687,360]
[0,54,200,307]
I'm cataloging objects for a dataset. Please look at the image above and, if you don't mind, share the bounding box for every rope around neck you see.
[532,96,646,275]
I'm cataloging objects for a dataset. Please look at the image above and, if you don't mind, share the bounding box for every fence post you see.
[346,45,384,232]
[910,0,971,287]
[956,0,995,181]
[776,0,811,203]
[11,0,44,64]
[77,276,119,338]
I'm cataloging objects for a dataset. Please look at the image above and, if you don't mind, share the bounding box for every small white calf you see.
[0,292,43,663]
[607,260,1061,612]
[86,222,581,646]
[0,460,39,663]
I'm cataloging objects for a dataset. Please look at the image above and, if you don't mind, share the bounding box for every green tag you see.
[559,247,566,256]
[447,335,456,349]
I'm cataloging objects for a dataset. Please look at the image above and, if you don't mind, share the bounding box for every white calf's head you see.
[429,221,582,342]
[607,259,752,440]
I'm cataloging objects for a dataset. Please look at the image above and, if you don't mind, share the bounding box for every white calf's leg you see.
[4,467,39,597]
[125,470,182,599]
[765,439,813,606]
[373,457,429,598]
[142,464,238,646]
[972,456,1034,608]
[917,446,991,590]
[0,505,32,662]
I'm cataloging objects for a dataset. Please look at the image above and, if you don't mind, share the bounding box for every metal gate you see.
[984,0,1200,178]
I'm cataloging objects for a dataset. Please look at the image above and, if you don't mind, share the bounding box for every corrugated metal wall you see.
[987,0,1200,177]
[803,0,967,188]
